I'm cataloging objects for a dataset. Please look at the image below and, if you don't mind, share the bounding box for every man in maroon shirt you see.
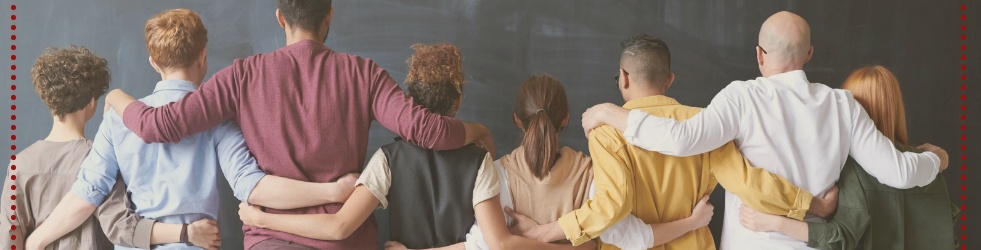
[104,1,494,249]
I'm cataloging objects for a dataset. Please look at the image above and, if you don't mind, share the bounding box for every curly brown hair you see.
[405,43,464,116]
[145,9,208,69]
[30,45,110,120]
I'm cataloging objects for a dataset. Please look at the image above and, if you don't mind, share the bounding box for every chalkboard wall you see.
[1,1,977,249]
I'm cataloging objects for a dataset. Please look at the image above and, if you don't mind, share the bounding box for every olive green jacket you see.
[807,145,959,250]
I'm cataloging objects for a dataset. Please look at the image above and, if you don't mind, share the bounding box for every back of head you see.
[620,34,672,90]
[405,43,464,116]
[277,0,332,32]
[514,74,569,179]
[30,45,110,120]
[758,11,812,69]
[841,65,908,145]
[145,8,208,69]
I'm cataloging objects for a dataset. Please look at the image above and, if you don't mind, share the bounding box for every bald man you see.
[580,11,949,250]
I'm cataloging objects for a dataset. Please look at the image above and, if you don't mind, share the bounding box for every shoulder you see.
[588,125,627,152]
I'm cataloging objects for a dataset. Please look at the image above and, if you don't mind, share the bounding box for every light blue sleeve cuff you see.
[231,167,267,206]
[69,179,109,207]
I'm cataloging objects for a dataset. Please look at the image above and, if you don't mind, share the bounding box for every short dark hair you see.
[31,46,110,120]
[620,34,671,88]
[405,43,464,116]
[277,0,332,32]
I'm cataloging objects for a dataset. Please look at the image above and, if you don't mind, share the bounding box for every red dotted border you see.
[960,3,968,250]
[7,2,15,250]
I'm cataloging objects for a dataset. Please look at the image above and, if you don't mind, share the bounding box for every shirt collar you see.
[152,79,198,94]
[767,70,809,84]
[622,95,681,109]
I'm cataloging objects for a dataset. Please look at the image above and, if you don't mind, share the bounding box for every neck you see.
[624,88,665,102]
[45,114,87,142]
[160,69,200,86]
[285,29,323,46]
[762,64,803,77]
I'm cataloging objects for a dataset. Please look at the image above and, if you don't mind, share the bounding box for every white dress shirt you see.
[621,70,940,250]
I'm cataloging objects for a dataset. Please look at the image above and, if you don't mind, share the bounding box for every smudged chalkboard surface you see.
[2,1,975,249]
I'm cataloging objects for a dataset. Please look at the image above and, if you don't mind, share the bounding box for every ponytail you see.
[521,110,559,179]
[514,74,569,180]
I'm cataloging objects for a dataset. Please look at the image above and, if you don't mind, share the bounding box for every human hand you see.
[504,206,540,239]
[738,205,784,232]
[383,241,410,250]
[687,195,714,230]
[238,202,267,228]
[808,185,839,219]
[581,103,629,137]
[188,218,220,250]
[917,143,949,172]
[329,173,360,203]
[476,131,496,158]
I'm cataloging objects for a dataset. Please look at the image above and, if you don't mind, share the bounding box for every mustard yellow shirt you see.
[558,96,813,250]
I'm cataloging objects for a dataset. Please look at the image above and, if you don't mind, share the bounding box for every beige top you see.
[499,146,592,225]
[0,139,154,250]
[356,149,500,209]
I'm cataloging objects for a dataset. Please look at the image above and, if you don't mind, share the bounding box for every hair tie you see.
[535,109,546,114]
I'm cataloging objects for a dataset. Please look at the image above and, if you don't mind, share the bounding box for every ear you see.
[513,113,523,130]
[87,98,97,110]
[620,68,630,90]
[148,56,163,74]
[663,72,676,92]
[198,48,208,66]
[452,95,463,115]
[560,112,570,131]
[803,46,814,64]
[756,46,765,67]
[324,7,334,27]
[276,9,287,29]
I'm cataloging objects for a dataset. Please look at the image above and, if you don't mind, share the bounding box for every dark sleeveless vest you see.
[382,139,486,249]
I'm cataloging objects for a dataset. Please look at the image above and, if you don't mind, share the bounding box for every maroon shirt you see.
[122,40,466,249]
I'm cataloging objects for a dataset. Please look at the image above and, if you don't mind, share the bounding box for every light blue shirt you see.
[71,80,266,250]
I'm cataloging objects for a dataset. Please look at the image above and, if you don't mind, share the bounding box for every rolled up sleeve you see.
[558,126,634,246]
[214,122,267,204]
[71,115,123,207]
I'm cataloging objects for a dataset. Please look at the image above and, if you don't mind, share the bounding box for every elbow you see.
[881,178,918,189]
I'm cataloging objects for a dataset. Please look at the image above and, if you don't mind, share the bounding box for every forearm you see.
[463,122,489,146]
[248,176,339,209]
[500,234,587,250]
[597,106,629,132]
[426,242,465,250]
[106,89,137,118]
[28,194,98,247]
[775,218,809,242]
[149,222,182,245]
[531,221,567,243]
[650,218,697,247]
[254,213,340,240]
[710,143,812,220]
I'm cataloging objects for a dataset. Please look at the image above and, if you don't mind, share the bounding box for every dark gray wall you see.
[1,1,977,249]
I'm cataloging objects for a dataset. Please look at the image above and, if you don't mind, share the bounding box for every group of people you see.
[1,1,957,250]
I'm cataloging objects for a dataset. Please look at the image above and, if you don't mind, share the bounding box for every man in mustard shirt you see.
[511,34,838,250]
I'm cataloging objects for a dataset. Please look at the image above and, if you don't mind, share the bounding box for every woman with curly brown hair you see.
[738,66,959,250]
[238,43,595,250]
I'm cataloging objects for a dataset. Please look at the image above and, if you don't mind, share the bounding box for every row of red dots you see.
[959,3,968,250]
[7,2,15,250]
